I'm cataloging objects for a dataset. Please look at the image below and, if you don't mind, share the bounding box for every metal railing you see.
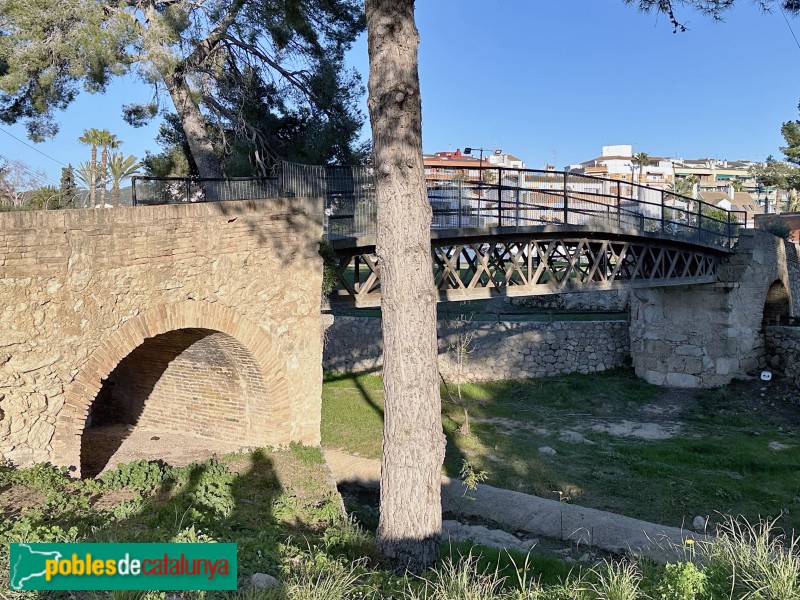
[422,167,745,248]
[131,176,281,205]
[130,163,745,249]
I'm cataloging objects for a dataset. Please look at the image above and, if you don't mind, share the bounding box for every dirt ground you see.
[81,425,244,476]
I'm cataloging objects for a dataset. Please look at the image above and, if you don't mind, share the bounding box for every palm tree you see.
[78,128,104,207]
[668,175,698,199]
[96,130,120,207]
[108,153,141,207]
[632,152,650,185]
[75,161,100,208]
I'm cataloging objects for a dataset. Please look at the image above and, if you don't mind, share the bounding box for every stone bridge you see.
[0,198,324,475]
[0,191,795,476]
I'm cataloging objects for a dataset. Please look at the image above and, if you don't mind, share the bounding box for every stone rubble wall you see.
[506,289,630,312]
[323,315,629,381]
[0,199,324,469]
[765,326,800,387]
[630,230,793,388]
[786,241,800,315]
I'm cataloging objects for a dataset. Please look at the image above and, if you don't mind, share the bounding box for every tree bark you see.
[365,0,445,574]
[163,75,224,179]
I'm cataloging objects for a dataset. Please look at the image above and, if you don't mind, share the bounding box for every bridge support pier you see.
[629,231,793,388]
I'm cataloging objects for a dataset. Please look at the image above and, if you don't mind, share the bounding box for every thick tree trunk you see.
[366,0,445,574]
[164,76,224,179]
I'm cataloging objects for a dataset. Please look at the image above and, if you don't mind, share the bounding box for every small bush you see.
[653,562,706,600]
[759,216,792,240]
[319,238,339,297]
[99,460,172,491]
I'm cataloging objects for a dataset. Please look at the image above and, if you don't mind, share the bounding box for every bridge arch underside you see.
[81,328,270,477]
[762,280,792,329]
[52,301,291,477]
[330,227,726,307]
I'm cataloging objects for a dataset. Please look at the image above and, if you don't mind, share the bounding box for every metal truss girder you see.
[331,235,722,306]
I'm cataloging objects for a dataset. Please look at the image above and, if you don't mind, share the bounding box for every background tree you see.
[625,0,800,31]
[749,156,797,212]
[633,152,650,184]
[0,160,42,209]
[0,0,366,177]
[76,162,101,208]
[108,153,142,207]
[78,129,103,207]
[782,113,800,166]
[59,166,78,208]
[365,0,444,574]
[97,131,121,207]
[668,174,698,198]
[26,186,60,210]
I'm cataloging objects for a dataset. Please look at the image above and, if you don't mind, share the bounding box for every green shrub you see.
[759,216,792,240]
[653,562,707,600]
[318,238,339,297]
[99,460,172,491]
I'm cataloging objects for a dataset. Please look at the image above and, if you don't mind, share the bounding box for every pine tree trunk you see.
[366,0,445,574]
[163,75,224,179]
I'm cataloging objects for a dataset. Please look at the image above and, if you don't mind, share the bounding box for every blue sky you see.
[2,0,799,185]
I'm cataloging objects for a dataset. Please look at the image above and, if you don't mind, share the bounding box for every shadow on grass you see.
[0,446,367,597]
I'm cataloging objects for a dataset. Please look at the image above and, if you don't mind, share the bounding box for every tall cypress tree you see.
[59,165,77,209]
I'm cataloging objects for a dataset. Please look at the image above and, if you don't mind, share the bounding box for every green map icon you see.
[10,544,63,590]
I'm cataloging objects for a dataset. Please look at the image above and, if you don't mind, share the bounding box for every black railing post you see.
[131,176,138,206]
[497,168,503,226]
[616,184,621,226]
[458,179,463,229]
[563,171,569,225]
[727,210,732,246]
[515,185,520,227]
[660,190,665,233]
[185,178,190,203]
[697,206,703,243]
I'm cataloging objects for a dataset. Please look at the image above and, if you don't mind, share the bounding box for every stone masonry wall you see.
[765,326,800,388]
[323,315,630,381]
[786,241,800,315]
[506,289,630,312]
[630,230,793,388]
[0,199,324,471]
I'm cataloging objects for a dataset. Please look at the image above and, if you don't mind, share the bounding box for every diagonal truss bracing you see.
[331,233,722,307]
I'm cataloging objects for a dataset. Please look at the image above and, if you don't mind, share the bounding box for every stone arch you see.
[52,301,289,475]
[762,280,792,329]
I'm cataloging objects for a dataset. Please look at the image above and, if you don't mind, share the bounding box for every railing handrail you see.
[129,162,745,250]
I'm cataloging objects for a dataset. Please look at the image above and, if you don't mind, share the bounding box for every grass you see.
[2,448,800,598]
[322,369,800,532]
